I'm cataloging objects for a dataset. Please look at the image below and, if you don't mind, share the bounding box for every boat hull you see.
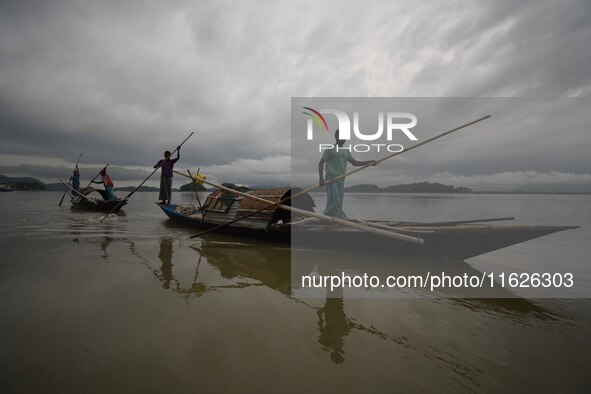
[159,203,289,242]
[71,198,127,212]
[158,204,578,259]
[291,226,575,260]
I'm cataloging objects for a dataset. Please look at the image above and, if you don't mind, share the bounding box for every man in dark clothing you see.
[69,168,80,192]
[154,147,180,205]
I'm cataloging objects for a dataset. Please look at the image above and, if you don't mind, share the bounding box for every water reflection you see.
[158,237,174,289]
[128,239,207,298]
[317,287,350,364]
[196,240,291,295]
[72,235,115,260]
[47,223,574,386]
[122,236,556,366]
[1,192,587,392]
[292,249,519,298]
[189,239,393,364]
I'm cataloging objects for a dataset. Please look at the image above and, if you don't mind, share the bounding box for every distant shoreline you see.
[338,191,591,195]
[34,189,591,195]
[2,175,590,195]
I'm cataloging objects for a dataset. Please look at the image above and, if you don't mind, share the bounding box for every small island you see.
[345,182,472,193]
[0,175,45,191]
[180,182,207,192]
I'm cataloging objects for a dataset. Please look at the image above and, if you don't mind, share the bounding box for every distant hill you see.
[247,184,284,190]
[0,175,45,191]
[345,182,472,193]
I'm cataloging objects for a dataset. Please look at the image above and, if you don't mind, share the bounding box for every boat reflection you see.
[71,235,115,260]
[125,235,558,364]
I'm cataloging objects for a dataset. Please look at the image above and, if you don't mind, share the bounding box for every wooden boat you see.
[70,187,127,212]
[159,187,304,242]
[158,187,579,259]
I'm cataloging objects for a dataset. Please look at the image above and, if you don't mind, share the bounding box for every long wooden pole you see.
[384,216,515,227]
[324,115,490,184]
[59,153,82,206]
[188,115,491,238]
[174,171,423,245]
[99,132,194,222]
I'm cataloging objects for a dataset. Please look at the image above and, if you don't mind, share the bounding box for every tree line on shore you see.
[345,182,472,193]
[3,174,590,195]
[0,174,206,192]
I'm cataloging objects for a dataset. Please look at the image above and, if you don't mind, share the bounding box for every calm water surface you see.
[0,191,590,393]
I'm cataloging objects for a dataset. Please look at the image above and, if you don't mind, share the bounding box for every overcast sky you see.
[0,0,590,189]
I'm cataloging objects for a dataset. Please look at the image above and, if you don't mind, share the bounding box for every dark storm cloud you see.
[0,0,590,186]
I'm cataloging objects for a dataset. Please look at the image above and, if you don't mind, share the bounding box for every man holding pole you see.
[318,130,377,218]
[99,132,193,222]
[69,167,80,192]
[154,146,181,205]
[91,168,117,200]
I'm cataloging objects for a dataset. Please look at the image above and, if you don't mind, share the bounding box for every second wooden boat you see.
[157,187,579,259]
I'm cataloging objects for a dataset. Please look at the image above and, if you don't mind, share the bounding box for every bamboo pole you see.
[186,115,491,237]
[323,115,491,184]
[99,132,194,222]
[359,220,405,233]
[174,171,424,245]
[399,224,533,232]
[367,216,515,227]
[59,179,98,205]
[387,216,515,227]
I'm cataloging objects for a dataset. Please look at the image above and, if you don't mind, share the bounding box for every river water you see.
[0,191,589,392]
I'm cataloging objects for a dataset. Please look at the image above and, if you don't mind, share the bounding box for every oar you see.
[59,179,98,205]
[73,164,109,205]
[188,115,491,238]
[174,171,423,245]
[59,153,82,206]
[58,180,72,206]
[99,132,194,222]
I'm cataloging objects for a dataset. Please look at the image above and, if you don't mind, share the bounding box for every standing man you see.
[92,168,117,200]
[70,167,80,192]
[154,146,180,205]
[318,130,377,218]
